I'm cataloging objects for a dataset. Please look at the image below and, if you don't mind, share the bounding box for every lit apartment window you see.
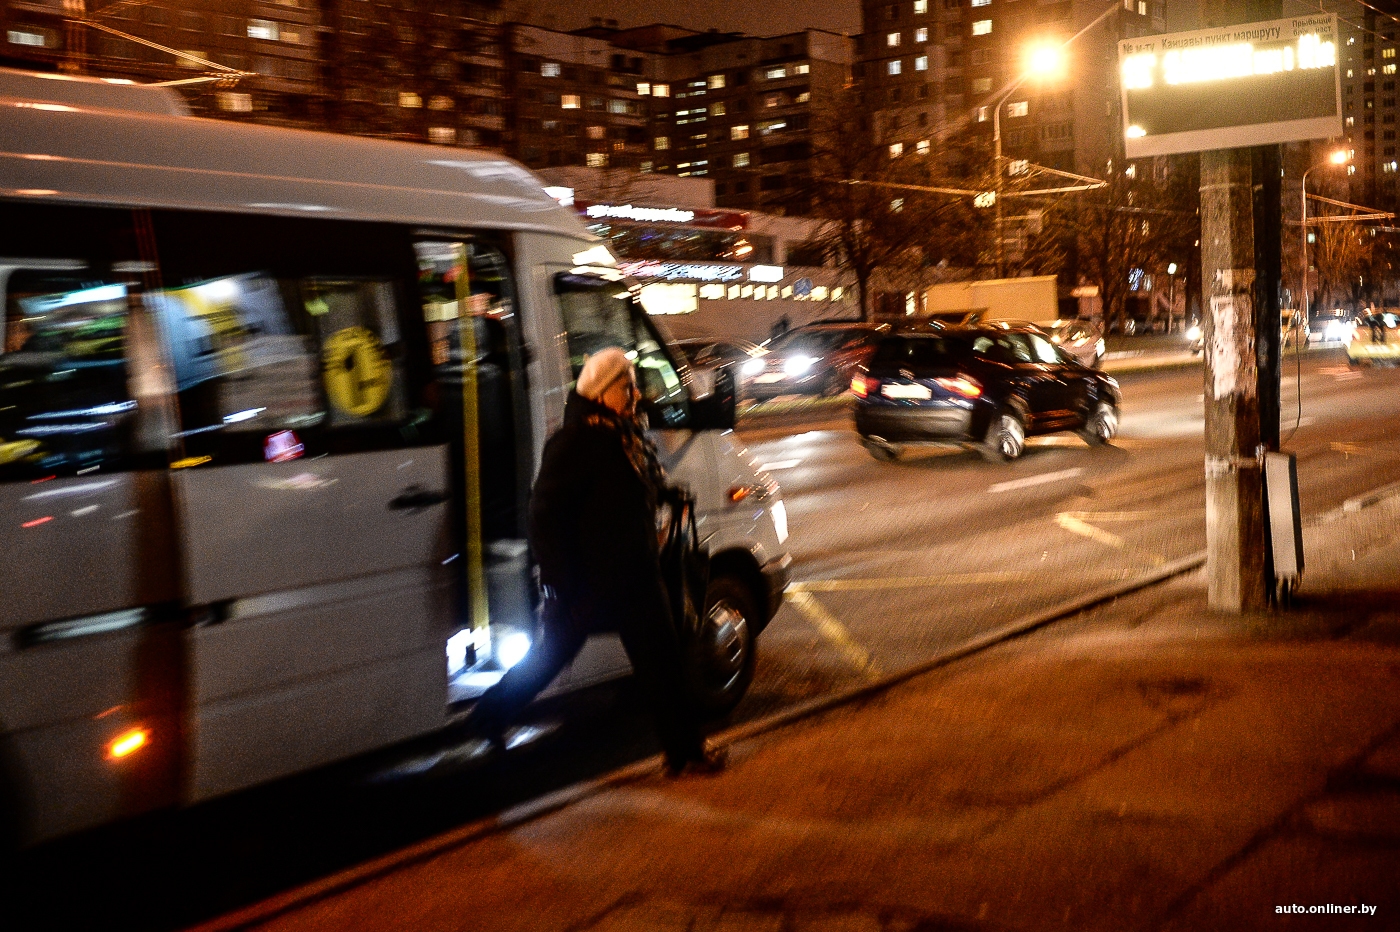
[1008,100,1028,117]
[915,28,928,42]
[587,125,605,139]
[972,0,990,5]
[217,92,253,112]
[731,124,750,140]
[711,101,727,116]
[972,77,992,93]
[796,91,811,103]
[1138,1,1147,13]
[1385,48,1397,58]
[561,94,581,109]
[889,142,904,158]
[977,106,990,121]
[765,66,787,79]
[428,96,454,111]
[247,19,279,41]
[888,32,901,47]
[888,60,903,75]
[1346,116,1356,126]
[914,0,928,12]
[428,127,456,145]
[541,62,560,77]
[734,152,750,167]
[638,82,651,95]
[399,92,422,108]
[972,20,992,36]
[916,139,930,154]
[653,83,671,97]
[586,153,607,167]
[654,136,670,149]
[1009,159,1029,175]
[1387,65,1398,75]
[709,74,726,89]
[915,56,928,71]
[795,63,810,74]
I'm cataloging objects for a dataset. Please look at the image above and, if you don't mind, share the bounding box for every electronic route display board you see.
[1118,13,1342,158]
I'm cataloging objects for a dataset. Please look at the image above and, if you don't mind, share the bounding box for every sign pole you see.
[1200,148,1271,612]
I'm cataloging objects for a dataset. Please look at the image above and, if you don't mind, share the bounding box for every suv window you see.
[871,335,965,367]
[1026,332,1061,364]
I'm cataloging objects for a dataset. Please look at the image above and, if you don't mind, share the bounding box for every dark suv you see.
[748,322,890,401]
[852,325,1121,463]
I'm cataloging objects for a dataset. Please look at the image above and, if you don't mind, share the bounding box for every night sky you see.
[523,1,862,38]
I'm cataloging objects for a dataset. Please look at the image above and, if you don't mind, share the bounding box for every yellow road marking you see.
[785,590,882,679]
[1058,510,1176,523]
[789,572,1035,593]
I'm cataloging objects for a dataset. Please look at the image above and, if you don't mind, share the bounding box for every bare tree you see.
[787,87,981,320]
[1312,219,1372,312]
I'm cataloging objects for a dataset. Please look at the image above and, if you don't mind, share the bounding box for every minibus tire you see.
[688,575,758,720]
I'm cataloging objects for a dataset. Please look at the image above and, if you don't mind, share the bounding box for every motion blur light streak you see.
[106,727,149,761]
[21,516,53,528]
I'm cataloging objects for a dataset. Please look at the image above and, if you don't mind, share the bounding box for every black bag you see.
[657,484,710,657]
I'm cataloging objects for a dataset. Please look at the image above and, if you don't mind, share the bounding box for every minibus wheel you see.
[687,575,758,719]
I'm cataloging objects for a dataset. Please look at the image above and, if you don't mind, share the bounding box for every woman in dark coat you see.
[468,348,724,776]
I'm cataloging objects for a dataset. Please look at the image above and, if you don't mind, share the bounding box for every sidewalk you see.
[207,494,1400,932]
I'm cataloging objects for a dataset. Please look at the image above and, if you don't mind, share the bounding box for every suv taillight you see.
[852,374,878,398]
[935,375,982,399]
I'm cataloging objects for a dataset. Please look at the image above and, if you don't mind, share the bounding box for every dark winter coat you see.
[528,390,668,630]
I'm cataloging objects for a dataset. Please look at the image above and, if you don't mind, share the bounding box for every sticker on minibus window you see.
[322,326,392,417]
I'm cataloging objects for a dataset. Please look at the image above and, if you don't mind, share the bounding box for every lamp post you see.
[993,44,1062,278]
[1300,148,1350,324]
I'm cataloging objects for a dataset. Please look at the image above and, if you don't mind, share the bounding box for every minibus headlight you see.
[497,631,532,669]
[741,357,766,376]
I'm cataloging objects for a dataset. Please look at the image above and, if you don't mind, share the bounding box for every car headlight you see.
[741,357,766,376]
[784,355,816,376]
[1186,324,1201,342]
[1325,321,1345,339]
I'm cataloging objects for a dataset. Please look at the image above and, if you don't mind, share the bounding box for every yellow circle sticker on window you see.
[322,326,392,417]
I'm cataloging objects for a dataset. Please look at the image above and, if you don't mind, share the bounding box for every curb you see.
[190,550,1206,932]
[1343,479,1400,513]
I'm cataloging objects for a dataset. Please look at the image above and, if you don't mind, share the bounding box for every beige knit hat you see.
[576,347,634,400]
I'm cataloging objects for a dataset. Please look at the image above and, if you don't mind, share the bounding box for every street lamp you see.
[1300,148,1351,324]
[993,42,1065,277]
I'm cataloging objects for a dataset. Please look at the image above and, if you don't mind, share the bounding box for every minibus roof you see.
[0,68,593,239]
[0,68,189,116]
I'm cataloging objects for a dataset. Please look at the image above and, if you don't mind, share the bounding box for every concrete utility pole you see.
[1197,0,1283,613]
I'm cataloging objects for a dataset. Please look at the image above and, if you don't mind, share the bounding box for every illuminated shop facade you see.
[540,168,856,343]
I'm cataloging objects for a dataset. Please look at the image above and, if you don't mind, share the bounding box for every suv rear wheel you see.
[980,410,1025,463]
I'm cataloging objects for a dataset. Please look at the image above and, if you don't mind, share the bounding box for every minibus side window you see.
[0,205,156,482]
[552,272,690,429]
[151,212,427,464]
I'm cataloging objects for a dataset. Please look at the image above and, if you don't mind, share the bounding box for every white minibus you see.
[0,69,790,849]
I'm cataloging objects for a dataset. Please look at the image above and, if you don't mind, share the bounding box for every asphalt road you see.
[10,348,1400,931]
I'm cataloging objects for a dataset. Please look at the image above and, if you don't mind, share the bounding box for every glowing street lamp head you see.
[1025,42,1065,78]
[1329,149,1350,165]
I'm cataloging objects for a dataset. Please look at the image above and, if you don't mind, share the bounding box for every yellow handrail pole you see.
[453,244,489,639]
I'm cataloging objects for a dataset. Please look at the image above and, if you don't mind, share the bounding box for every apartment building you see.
[856,0,1165,180]
[506,23,855,212]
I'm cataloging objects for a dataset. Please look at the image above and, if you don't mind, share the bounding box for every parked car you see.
[748,322,890,401]
[1308,312,1355,346]
[852,324,1121,463]
[675,338,768,398]
[1041,318,1105,368]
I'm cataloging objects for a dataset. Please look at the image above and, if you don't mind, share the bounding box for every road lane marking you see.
[988,467,1084,494]
[785,590,882,679]
[1056,513,1126,549]
[1056,513,1166,566]
[757,459,802,471]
